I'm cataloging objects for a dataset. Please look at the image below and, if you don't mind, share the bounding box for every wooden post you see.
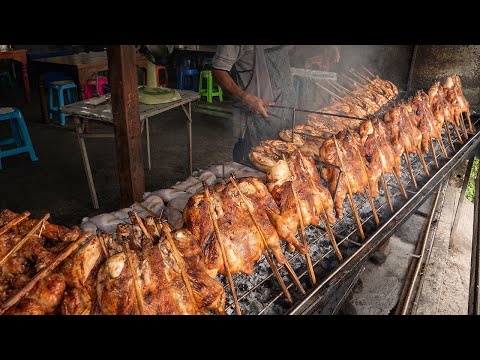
[107,45,145,207]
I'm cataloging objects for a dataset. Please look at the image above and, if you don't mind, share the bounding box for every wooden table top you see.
[0,49,27,59]
[32,51,147,68]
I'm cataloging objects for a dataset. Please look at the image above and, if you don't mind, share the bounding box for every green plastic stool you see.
[199,70,223,103]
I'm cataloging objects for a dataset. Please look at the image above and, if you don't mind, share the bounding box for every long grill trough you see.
[224,95,480,315]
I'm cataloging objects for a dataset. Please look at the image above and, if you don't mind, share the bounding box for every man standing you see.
[212,45,297,164]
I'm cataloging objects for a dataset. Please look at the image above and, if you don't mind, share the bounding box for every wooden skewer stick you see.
[0,213,50,268]
[316,82,342,100]
[452,121,464,145]
[123,241,146,315]
[443,122,456,152]
[134,202,158,217]
[392,169,409,199]
[203,185,242,314]
[429,138,439,170]
[0,230,93,314]
[460,113,469,139]
[354,146,380,226]
[339,73,359,88]
[0,211,30,236]
[332,80,354,95]
[380,174,394,213]
[361,65,376,79]
[161,222,199,313]
[349,70,369,85]
[332,137,366,242]
[402,153,417,189]
[328,80,349,96]
[282,154,316,285]
[416,147,431,177]
[466,110,474,133]
[297,151,343,261]
[228,175,296,302]
[436,136,449,159]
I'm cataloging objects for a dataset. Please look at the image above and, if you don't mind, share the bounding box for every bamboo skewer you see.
[332,137,366,242]
[353,145,380,226]
[123,241,146,315]
[203,185,242,314]
[297,151,343,262]
[0,211,30,236]
[392,169,409,199]
[0,213,50,268]
[444,122,456,152]
[416,148,431,177]
[429,138,439,170]
[349,69,369,84]
[282,154,316,285]
[161,222,199,313]
[316,82,342,100]
[466,110,474,133]
[460,113,469,139]
[380,174,394,213]
[403,153,418,189]
[332,81,354,95]
[228,174,297,301]
[328,80,349,96]
[452,121,464,144]
[436,136,449,159]
[339,73,360,88]
[0,230,93,314]
[361,65,376,79]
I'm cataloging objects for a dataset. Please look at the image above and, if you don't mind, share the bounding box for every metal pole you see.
[468,161,480,315]
[406,45,418,93]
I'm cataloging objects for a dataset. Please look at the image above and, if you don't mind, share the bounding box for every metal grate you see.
[222,114,480,315]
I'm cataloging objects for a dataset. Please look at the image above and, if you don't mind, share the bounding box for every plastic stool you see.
[177,55,198,90]
[199,70,223,103]
[84,76,108,99]
[48,80,77,126]
[0,107,38,170]
[155,65,168,87]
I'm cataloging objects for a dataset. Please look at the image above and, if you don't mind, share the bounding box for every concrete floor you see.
[350,177,474,315]
[0,82,235,226]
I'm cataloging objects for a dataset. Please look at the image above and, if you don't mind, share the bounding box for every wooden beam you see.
[107,45,145,207]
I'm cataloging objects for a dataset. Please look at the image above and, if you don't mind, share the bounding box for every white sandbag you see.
[206,162,244,178]
[113,208,131,221]
[168,193,193,213]
[89,213,126,234]
[197,170,217,185]
[151,188,188,203]
[80,220,98,234]
[171,176,202,192]
[140,195,165,214]
[165,207,184,230]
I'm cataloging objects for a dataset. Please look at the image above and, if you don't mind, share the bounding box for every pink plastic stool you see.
[84,76,109,99]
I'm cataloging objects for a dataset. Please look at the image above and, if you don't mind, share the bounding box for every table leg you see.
[146,117,151,170]
[182,102,193,175]
[74,116,99,209]
[39,76,49,124]
[21,63,31,103]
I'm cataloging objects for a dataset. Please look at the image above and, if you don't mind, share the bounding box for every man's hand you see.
[241,93,274,119]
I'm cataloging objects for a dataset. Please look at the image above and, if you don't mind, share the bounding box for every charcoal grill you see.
[226,94,480,315]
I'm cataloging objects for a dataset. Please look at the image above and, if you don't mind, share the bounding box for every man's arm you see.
[212,68,273,119]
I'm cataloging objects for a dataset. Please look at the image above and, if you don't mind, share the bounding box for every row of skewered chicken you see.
[249,74,474,239]
[275,70,399,161]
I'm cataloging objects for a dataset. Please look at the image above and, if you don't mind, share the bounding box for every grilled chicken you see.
[249,140,298,173]
[97,217,225,315]
[319,131,371,218]
[267,151,335,249]
[184,177,287,277]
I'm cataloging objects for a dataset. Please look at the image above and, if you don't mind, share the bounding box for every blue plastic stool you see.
[0,107,38,170]
[177,55,199,90]
[48,80,77,126]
